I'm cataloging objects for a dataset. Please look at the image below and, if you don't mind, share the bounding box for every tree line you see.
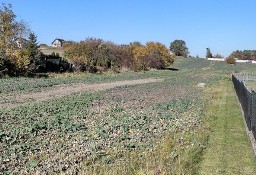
[0,3,192,76]
[63,39,177,72]
[0,4,66,77]
[228,50,256,60]
[224,50,256,64]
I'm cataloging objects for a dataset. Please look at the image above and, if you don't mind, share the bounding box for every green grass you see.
[199,80,256,174]
[244,81,256,92]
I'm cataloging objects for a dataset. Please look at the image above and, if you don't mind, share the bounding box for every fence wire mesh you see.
[232,74,256,139]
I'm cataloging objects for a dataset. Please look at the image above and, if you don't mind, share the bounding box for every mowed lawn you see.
[200,80,256,174]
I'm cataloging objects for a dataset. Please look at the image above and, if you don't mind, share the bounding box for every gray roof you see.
[52,38,64,44]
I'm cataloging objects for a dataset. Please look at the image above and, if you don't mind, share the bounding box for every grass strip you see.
[199,80,256,174]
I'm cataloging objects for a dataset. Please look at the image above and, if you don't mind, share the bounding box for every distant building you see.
[235,59,251,63]
[51,38,64,47]
[15,38,28,49]
[207,58,225,61]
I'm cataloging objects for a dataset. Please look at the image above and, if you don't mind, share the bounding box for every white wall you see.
[235,60,251,63]
[207,58,225,61]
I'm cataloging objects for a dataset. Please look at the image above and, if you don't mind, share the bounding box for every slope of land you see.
[1,58,256,174]
[39,45,64,57]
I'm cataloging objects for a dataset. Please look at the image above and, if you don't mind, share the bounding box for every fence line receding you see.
[232,73,256,139]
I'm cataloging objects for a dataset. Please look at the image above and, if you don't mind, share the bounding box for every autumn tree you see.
[0,3,30,75]
[64,38,102,72]
[63,42,87,71]
[170,40,188,57]
[115,45,133,69]
[11,50,30,72]
[64,38,175,72]
[228,50,256,60]
[130,42,148,71]
[226,55,236,64]
[97,42,113,69]
[146,42,175,69]
[0,3,16,72]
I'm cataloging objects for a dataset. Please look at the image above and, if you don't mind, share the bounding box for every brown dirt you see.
[0,78,163,108]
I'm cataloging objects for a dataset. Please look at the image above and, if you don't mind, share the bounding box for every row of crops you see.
[1,58,256,174]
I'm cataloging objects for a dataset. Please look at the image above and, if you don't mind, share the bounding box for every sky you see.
[2,0,256,57]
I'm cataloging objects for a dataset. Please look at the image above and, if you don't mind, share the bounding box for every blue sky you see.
[2,0,256,57]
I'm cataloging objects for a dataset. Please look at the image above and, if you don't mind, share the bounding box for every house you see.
[15,38,28,49]
[51,38,64,47]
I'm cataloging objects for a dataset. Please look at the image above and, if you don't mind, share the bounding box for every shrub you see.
[226,56,236,64]
[64,39,175,72]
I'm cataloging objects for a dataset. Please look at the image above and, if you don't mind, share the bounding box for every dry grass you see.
[79,132,207,175]
[39,46,64,57]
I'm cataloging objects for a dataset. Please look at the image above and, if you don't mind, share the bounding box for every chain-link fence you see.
[232,74,256,139]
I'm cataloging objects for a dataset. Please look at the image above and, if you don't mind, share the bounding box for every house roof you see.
[51,38,65,44]
[14,38,28,43]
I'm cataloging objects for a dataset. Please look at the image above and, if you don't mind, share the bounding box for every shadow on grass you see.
[162,67,179,71]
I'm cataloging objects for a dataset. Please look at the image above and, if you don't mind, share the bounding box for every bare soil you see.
[0,78,163,108]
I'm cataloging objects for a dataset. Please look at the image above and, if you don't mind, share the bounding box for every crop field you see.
[1,58,256,174]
